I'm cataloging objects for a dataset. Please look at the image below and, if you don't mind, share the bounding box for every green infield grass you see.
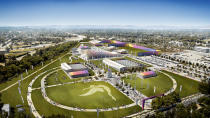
[46,81,133,109]
[32,89,141,118]
[121,72,173,97]
[162,70,200,98]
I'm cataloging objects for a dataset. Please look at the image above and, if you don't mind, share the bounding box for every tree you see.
[198,78,210,95]
[0,54,5,62]
[152,92,180,110]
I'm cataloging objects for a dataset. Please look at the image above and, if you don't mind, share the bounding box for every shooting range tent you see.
[138,71,157,79]
[69,70,89,78]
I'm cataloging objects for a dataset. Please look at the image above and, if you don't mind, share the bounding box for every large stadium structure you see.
[102,58,143,72]
[80,47,121,60]
[100,40,160,56]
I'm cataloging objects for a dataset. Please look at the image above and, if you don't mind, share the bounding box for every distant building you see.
[0,48,7,54]
[169,41,183,47]
[194,46,210,53]
[115,49,128,54]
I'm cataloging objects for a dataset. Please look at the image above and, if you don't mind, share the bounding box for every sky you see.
[0,0,210,26]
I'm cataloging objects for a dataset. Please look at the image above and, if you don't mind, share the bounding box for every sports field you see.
[121,72,173,97]
[32,89,141,118]
[46,81,133,109]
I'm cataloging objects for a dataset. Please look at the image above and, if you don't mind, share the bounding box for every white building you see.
[194,46,210,53]
[61,63,87,72]
[102,58,126,72]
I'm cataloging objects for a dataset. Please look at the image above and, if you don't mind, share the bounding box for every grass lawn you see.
[46,81,133,109]
[32,89,141,118]
[32,54,72,88]
[162,70,200,98]
[10,48,34,53]
[121,72,173,97]
[71,56,85,63]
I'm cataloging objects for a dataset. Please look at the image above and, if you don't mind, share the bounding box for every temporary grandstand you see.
[137,71,157,79]
[61,63,89,78]
[69,70,89,78]
[61,63,87,72]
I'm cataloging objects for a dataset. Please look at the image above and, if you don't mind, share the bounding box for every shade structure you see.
[69,70,89,78]
[85,50,120,59]
[138,71,157,79]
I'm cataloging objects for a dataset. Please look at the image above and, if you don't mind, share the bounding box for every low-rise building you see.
[194,46,210,53]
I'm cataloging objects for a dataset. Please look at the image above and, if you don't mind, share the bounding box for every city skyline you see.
[0,0,210,27]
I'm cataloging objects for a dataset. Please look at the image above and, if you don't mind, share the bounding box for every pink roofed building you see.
[138,71,157,79]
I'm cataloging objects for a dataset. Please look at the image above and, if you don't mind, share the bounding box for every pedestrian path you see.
[27,67,59,118]
[159,71,177,95]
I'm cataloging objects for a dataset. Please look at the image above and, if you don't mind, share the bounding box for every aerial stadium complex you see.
[3,38,200,118]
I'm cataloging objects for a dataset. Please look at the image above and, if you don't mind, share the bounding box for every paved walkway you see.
[159,71,177,95]
[27,67,60,118]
